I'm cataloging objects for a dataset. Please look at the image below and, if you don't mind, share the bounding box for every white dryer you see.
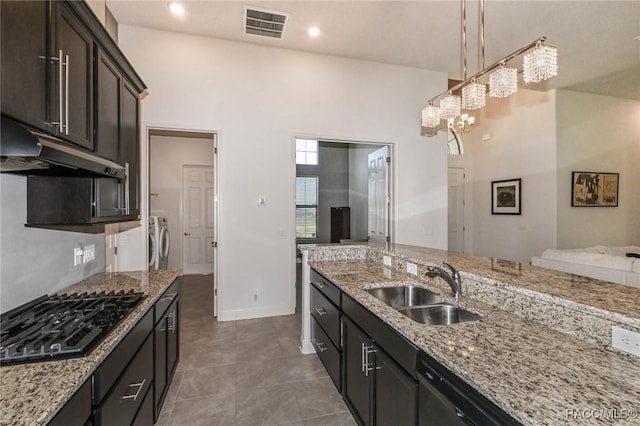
[156,216,170,270]
[148,216,160,270]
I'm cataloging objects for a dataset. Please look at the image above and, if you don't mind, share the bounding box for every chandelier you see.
[421,0,558,133]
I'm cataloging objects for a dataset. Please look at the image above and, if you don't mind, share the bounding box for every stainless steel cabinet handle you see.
[364,345,378,376]
[124,162,130,215]
[51,50,64,132]
[315,341,328,353]
[314,307,327,316]
[313,281,327,289]
[121,378,146,401]
[64,54,69,135]
[455,408,466,418]
[167,312,175,332]
[361,343,366,373]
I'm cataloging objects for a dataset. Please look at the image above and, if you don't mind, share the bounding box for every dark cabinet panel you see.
[95,51,121,162]
[121,82,140,216]
[154,283,180,422]
[310,284,341,349]
[311,316,341,392]
[0,1,49,132]
[54,2,93,149]
[343,317,372,426]
[95,335,154,426]
[48,379,92,426]
[375,349,418,426]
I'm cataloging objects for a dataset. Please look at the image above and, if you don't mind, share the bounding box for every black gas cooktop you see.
[0,290,144,365]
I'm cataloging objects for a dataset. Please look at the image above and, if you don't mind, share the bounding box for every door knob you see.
[184,232,191,236]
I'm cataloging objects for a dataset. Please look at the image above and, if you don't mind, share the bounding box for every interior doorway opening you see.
[294,137,393,312]
[148,128,218,316]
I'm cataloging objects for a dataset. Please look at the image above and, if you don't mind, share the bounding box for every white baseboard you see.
[300,339,315,354]
[219,304,294,321]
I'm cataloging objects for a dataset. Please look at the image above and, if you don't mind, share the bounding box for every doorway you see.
[294,138,393,310]
[448,167,465,253]
[149,128,218,316]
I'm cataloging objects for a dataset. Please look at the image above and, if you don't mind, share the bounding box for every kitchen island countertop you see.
[302,244,640,425]
[0,269,180,426]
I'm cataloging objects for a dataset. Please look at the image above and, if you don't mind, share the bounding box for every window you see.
[296,176,318,238]
[447,128,464,155]
[296,138,318,165]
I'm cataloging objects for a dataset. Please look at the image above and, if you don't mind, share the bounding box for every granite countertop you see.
[308,257,640,426]
[0,269,180,426]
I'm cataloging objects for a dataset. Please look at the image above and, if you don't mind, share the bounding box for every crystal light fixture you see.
[422,104,440,128]
[523,42,558,83]
[489,63,518,98]
[439,94,461,120]
[461,80,486,110]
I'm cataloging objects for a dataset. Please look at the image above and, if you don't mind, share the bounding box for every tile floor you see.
[156,274,357,426]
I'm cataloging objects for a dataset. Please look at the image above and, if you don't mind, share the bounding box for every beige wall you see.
[448,88,558,263]
[556,90,640,248]
[149,134,214,271]
[118,24,448,321]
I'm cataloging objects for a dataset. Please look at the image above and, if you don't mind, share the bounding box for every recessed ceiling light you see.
[169,2,185,16]
[308,27,320,37]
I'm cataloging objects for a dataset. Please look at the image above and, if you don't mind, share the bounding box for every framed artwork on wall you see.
[491,178,521,215]
[571,171,619,207]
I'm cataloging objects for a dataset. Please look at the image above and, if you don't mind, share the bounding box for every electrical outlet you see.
[83,244,96,263]
[612,326,640,356]
[383,255,392,267]
[406,262,418,275]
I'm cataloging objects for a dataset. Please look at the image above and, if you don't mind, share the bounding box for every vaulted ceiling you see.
[107,1,640,100]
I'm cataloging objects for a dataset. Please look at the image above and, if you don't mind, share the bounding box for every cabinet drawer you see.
[93,308,153,403]
[132,383,154,426]
[343,294,418,378]
[310,285,341,349]
[311,316,341,392]
[95,335,154,426]
[154,279,180,324]
[310,269,341,307]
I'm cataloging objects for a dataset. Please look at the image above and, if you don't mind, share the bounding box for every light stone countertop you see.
[305,246,640,426]
[0,269,180,426]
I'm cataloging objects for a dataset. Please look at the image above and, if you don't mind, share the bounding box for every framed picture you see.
[491,258,523,276]
[491,178,521,215]
[571,172,619,207]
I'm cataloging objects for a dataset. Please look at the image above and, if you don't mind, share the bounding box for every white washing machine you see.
[148,216,159,270]
[156,216,170,270]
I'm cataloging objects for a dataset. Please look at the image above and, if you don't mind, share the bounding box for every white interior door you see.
[448,167,465,253]
[368,146,390,244]
[182,165,215,275]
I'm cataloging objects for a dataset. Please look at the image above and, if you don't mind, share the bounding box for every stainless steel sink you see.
[396,304,483,325]
[366,286,444,308]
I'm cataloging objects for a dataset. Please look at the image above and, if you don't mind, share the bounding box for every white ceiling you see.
[107,1,640,100]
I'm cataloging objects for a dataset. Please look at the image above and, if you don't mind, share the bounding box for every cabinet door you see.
[1,1,49,132]
[54,2,93,150]
[95,50,121,162]
[343,317,372,426]
[154,317,168,416]
[375,348,418,426]
[121,81,140,216]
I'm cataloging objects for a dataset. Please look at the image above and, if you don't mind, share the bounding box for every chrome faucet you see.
[427,261,462,301]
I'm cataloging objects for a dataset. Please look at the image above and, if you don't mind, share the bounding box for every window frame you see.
[295,175,319,239]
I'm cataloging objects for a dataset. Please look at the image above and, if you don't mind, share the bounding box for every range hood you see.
[1,116,125,179]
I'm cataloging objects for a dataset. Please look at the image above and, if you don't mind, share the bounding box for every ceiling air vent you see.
[243,6,289,39]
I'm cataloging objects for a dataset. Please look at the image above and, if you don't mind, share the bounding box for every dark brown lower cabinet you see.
[154,291,180,421]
